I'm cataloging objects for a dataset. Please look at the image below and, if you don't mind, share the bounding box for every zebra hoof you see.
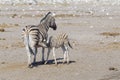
[62,61,66,64]
[67,62,70,65]
[55,63,58,66]
[28,64,33,68]
[44,61,48,64]
[41,61,45,64]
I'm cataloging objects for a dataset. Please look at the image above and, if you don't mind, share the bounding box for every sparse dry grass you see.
[55,14,80,17]
[11,41,25,48]
[0,13,80,18]
[81,42,120,52]
[0,38,6,40]
[0,41,24,49]
[0,27,5,32]
[105,42,120,49]
[100,32,120,37]
[0,23,19,28]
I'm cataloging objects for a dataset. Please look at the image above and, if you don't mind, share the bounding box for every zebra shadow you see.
[32,58,76,67]
[45,58,76,65]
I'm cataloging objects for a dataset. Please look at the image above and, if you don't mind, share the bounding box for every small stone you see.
[1,62,5,64]
[12,14,17,18]
[0,28,5,32]
[90,26,94,28]
[14,24,19,26]
[109,67,118,71]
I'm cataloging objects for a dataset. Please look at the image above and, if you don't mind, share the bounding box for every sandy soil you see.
[0,4,120,80]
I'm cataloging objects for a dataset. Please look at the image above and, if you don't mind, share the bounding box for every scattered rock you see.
[109,67,118,71]
[0,28,5,32]
[14,24,19,26]
[1,62,5,64]
[12,14,17,18]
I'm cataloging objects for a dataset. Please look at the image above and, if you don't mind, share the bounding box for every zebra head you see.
[40,12,57,30]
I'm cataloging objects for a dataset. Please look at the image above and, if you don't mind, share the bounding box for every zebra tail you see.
[68,40,73,49]
[23,30,34,55]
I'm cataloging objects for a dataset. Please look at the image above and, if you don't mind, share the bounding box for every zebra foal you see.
[41,33,73,65]
[22,12,57,67]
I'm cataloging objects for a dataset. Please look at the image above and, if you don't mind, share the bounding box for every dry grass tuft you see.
[56,14,80,17]
[0,38,6,40]
[100,32,120,37]
[14,24,19,26]
[0,41,24,49]
[0,28,5,32]
[0,23,12,28]
[0,23,19,28]
[10,41,25,48]
[109,67,118,71]
[12,14,18,18]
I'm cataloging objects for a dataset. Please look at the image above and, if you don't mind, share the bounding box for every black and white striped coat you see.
[43,33,73,65]
[22,12,57,67]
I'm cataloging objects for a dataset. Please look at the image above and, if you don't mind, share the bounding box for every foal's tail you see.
[68,40,73,49]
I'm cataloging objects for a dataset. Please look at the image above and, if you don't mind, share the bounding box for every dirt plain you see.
[0,3,120,80]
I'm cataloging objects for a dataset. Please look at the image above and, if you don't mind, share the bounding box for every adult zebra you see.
[22,12,57,67]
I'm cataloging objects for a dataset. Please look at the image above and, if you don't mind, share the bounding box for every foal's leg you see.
[62,45,70,64]
[62,46,67,64]
[52,47,57,65]
[44,48,51,64]
[63,51,67,64]
[66,47,69,64]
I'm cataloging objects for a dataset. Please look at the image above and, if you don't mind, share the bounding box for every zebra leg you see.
[52,47,57,65]
[27,51,33,68]
[27,52,32,67]
[42,47,45,63]
[25,45,32,67]
[65,46,69,64]
[31,46,37,64]
[62,46,67,64]
[66,47,69,64]
[63,51,67,64]
[44,48,51,64]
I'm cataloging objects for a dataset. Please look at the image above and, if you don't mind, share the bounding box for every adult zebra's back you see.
[22,12,57,68]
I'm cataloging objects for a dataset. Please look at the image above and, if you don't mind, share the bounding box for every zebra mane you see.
[40,12,52,23]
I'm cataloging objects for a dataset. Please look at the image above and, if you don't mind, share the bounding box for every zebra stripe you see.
[45,33,73,65]
[22,12,57,68]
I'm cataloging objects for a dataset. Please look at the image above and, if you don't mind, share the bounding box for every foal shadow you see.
[45,58,76,65]
[31,58,76,68]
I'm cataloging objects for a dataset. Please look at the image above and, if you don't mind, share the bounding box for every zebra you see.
[22,12,57,67]
[40,33,73,65]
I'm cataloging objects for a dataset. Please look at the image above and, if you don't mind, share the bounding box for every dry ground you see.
[0,4,120,80]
